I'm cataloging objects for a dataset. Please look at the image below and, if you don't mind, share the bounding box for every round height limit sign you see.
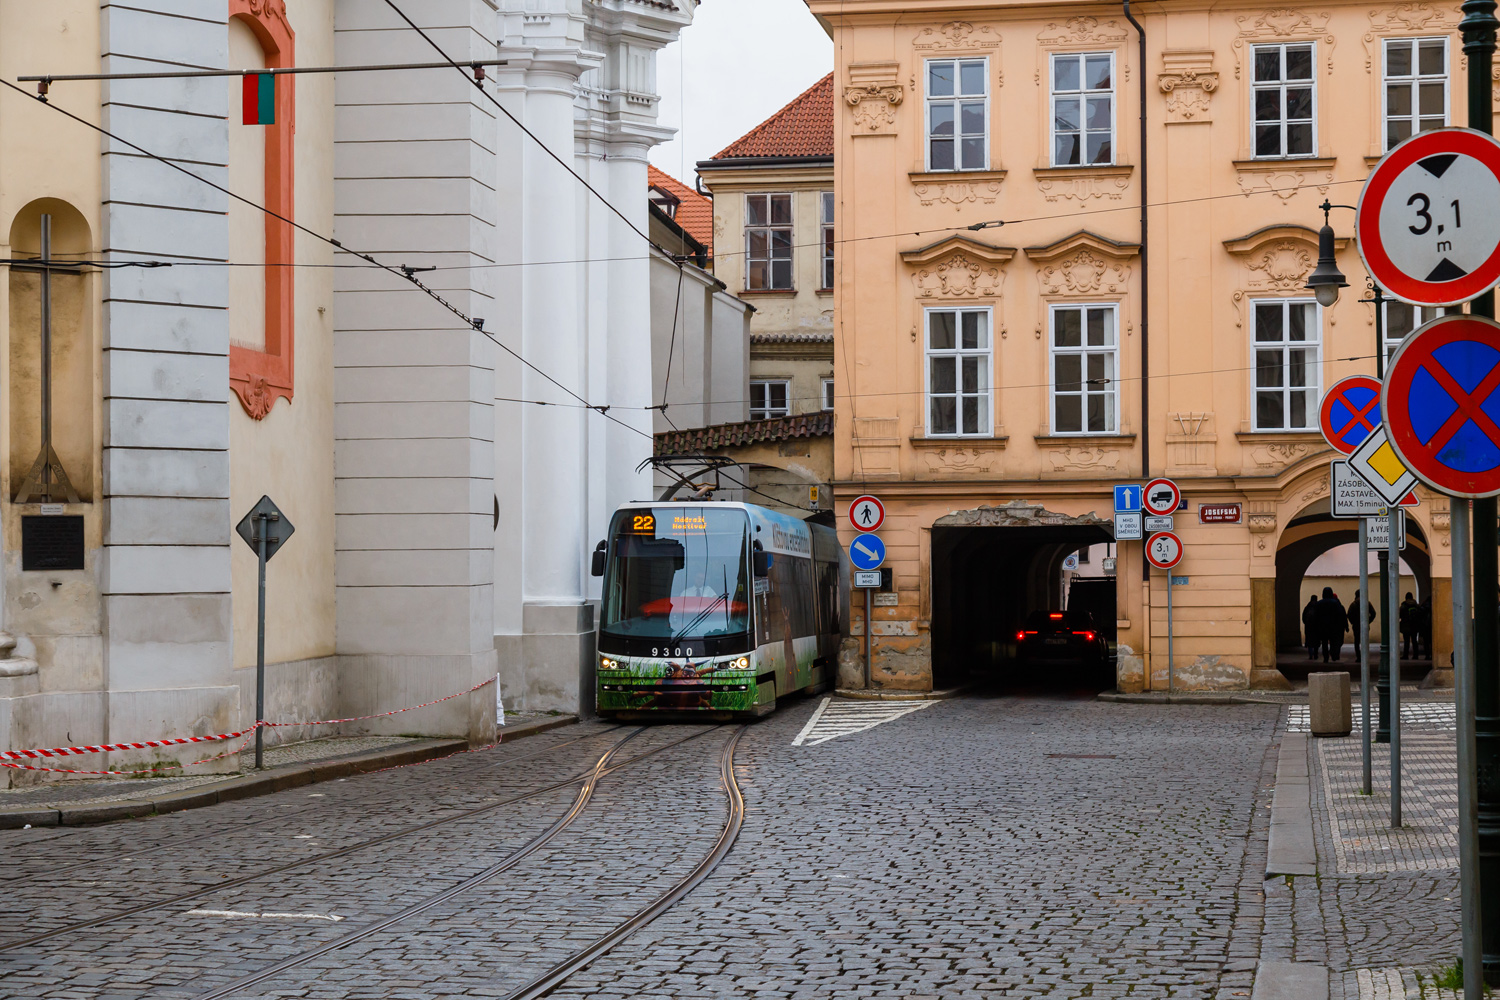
[1358,128,1500,306]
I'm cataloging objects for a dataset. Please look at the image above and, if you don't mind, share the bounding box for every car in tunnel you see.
[1014,610,1111,668]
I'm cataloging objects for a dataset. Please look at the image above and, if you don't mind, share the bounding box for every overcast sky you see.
[649,0,833,184]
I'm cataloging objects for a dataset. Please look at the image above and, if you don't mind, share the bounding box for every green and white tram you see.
[591,501,847,718]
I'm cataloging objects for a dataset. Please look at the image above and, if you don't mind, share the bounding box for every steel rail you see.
[0,725,625,887]
[1,726,718,952]
[503,724,751,1000]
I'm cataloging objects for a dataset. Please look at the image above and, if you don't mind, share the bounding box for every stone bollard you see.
[1308,672,1352,737]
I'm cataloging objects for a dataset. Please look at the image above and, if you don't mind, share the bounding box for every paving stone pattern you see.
[0,698,1288,999]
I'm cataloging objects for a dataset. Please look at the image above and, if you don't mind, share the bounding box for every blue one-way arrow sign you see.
[849,533,886,571]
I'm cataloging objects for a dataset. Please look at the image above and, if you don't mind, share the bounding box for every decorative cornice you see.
[899,235,1016,267]
[1022,230,1141,263]
[1223,224,1348,255]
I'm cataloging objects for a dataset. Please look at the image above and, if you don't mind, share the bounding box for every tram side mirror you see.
[752,541,771,578]
[591,541,607,577]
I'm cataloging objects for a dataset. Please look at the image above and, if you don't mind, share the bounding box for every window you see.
[1383,37,1447,150]
[821,378,835,411]
[925,308,991,436]
[1051,53,1114,166]
[1252,299,1320,430]
[820,192,835,289]
[926,59,987,171]
[1050,304,1118,434]
[1383,300,1446,364]
[1252,43,1315,158]
[745,194,792,290]
[750,380,790,420]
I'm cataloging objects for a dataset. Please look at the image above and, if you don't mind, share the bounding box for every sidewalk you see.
[1256,699,1463,999]
[0,713,576,829]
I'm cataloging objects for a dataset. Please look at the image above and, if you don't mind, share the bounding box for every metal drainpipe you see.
[1123,0,1149,587]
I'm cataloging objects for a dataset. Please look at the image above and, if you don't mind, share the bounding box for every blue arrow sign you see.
[1114,485,1141,513]
[849,533,886,571]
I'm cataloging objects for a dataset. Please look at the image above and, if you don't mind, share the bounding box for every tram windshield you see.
[599,508,752,642]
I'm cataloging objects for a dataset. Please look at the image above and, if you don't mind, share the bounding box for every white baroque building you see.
[0,0,701,781]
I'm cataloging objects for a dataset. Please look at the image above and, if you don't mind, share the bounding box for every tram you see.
[591,501,847,718]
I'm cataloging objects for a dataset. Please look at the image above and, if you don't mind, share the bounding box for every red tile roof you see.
[647,165,715,251]
[655,411,833,456]
[710,72,834,160]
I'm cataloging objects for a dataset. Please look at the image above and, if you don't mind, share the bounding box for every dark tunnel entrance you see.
[931,505,1116,691]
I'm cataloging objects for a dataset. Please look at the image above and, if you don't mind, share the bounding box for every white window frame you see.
[821,378,835,411]
[1251,298,1322,432]
[1048,303,1120,436]
[820,192,835,289]
[923,306,993,437]
[924,57,989,172]
[1049,51,1117,167]
[744,193,793,291]
[1381,36,1449,151]
[1382,299,1446,365]
[749,379,791,420]
[1250,42,1317,160]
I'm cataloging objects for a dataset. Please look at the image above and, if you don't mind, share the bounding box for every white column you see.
[605,141,655,509]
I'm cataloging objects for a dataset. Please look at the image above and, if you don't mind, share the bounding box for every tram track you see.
[0,724,719,953]
[0,724,626,888]
[504,723,749,1000]
[186,723,749,1000]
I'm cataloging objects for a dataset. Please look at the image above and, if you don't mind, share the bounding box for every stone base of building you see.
[1250,667,1295,690]
[337,652,497,745]
[495,602,597,717]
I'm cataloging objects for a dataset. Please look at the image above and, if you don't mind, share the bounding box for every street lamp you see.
[1305,199,1349,307]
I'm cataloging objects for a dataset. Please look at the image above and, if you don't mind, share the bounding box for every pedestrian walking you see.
[1303,593,1320,661]
[1347,591,1375,660]
[1399,592,1418,658]
[1317,587,1347,663]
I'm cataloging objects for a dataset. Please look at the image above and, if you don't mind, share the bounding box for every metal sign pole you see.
[1167,572,1174,695]
[1389,506,1401,827]
[255,513,271,770]
[1359,518,1372,794]
[1455,498,1485,998]
[864,587,872,690]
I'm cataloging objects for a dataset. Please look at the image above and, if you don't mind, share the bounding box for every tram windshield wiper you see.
[668,591,730,648]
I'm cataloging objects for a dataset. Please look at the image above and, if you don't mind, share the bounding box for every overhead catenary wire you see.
[0,74,654,443]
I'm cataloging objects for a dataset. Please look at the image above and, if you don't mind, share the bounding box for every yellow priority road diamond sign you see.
[1347,425,1419,505]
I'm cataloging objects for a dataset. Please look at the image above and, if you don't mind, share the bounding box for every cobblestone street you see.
[0,693,1468,998]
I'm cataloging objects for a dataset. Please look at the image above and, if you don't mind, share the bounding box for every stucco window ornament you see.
[918,448,1000,478]
[1047,445,1122,473]
[912,177,1005,210]
[913,22,1000,51]
[1233,165,1333,202]
[1036,16,1129,47]
[1233,9,1336,78]
[912,253,1002,298]
[1036,170,1132,202]
[1363,4,1458,70]
[846,84,904,133]
[1038,249,1132,296]
[1225,225,1347,328]
[1158,52,1218,124]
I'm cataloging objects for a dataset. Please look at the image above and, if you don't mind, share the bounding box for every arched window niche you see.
[8,199,95,502]
[228,0,295,420]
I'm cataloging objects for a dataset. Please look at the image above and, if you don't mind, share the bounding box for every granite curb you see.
[1099,691,1304,705]
[833,685,970,701]
[0,714,577,830]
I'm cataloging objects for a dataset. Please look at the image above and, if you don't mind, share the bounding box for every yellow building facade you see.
[809,0,1476,691]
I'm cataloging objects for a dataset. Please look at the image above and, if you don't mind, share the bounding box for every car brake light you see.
[1016,630,1025,642]
[1073,630,1097,641]
[1049,613,1064,619]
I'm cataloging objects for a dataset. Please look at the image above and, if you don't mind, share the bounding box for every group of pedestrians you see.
[1302,587,1375,663]
[1302,587,1432,662]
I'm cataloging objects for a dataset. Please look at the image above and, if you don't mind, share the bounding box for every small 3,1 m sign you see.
[1199,503,1242,524]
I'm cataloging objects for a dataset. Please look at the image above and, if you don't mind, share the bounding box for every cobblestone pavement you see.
[3,692,1466,999]
[1303,712,1463,999]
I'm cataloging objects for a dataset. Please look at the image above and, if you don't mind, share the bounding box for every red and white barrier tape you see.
[0,676,496,776]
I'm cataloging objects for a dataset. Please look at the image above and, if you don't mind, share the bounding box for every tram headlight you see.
[600,657,619,670]
[729,656,750,671]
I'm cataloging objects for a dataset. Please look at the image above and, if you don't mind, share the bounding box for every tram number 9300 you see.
[651,647,695,657]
